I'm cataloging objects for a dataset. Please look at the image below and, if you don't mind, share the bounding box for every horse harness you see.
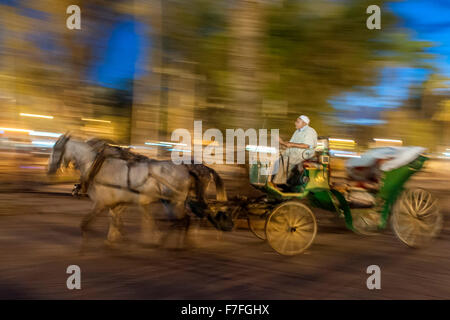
[54,137,186,198]
[80,144,153,194]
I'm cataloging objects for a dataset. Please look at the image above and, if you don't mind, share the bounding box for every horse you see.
[81,137,230,233]
[84,137,228,205]
[47,133,232,247]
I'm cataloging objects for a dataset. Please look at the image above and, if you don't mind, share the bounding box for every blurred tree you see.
[0,1,65,129]
[376,73,450,150]
[262,0,434,134]
[164,0,230,100]
[0,0,438,148]
[159,0,434,139]
[0,0,140,142]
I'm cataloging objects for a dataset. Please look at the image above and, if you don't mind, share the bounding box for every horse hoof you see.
[138,242,159,249]
[80,223,90,232]
[105,236,129,245]
[104,240,122,248]
[104,240,113,247]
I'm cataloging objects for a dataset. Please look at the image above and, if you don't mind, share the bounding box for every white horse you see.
[48,134,212,245]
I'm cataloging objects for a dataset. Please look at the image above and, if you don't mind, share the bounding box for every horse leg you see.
[79,203,107,254]
[80,202,105,231]
[172,200,191,250]
[156,200,185,249]
[139,203,161,246]
[106,204,127,244]
[183,214,194,249]
[157,200,174,249]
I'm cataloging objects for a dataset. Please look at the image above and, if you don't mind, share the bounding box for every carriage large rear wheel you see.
[391,188,442,248]
[265,200,317,256]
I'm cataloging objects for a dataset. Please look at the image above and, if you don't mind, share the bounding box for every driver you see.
[272,115,318,185]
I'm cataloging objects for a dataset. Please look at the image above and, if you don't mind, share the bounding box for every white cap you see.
[298,115,310,125]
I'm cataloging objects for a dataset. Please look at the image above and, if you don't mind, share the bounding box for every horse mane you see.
[86,137,115,145]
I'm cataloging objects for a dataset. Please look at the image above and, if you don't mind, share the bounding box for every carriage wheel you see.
[391,188,442,248]
[352,208,381,236]
[248,213,267,240]
[265,201,317,256]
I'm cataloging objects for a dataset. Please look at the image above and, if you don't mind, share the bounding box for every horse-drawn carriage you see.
[210,137,443,256]
[48,134,442,255]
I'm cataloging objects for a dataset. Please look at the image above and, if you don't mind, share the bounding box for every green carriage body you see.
[248,149,428,232]
[246,141,442,255]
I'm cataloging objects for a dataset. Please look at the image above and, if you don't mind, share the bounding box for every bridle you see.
[52,134,71,169]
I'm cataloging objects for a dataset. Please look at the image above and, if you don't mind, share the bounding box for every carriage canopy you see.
[346,146,426,172]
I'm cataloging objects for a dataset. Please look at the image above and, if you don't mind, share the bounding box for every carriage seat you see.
[346,161,383,192]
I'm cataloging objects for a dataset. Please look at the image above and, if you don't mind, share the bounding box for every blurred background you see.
[1,0,449,162]
[1,0,450,188]
[0,0,450,299]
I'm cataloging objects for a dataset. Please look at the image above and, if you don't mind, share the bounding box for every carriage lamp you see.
[320,155,330,164]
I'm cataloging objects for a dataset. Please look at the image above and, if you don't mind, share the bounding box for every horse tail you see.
[189,171,206,204]
[209,168,228,202]
[188,171,209,217]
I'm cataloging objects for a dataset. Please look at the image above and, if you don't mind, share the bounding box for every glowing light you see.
[81,118,111,124]
[0,127,31,133]
[20,113,54,119]
[159,141,188,146]
[145,142,173,147]
[330,150,360,158]
[31,140,55,148]
[373,138,402,144]
[168,148,191,153]
[333,153,361,158]
[246,145,277,154]
[29,131,62,138]
[329,138,355,143]
[331,149,358,154]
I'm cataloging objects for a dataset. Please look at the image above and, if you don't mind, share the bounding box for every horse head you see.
[48,133,71,174]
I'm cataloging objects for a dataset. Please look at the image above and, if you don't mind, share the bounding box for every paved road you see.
[0,175,449,299]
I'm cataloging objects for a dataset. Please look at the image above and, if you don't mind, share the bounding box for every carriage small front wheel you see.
[265,200,317,256]
[248,213,268,240]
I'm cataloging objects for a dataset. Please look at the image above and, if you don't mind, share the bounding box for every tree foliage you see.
[161,0,435,133]
[262,0,433,123]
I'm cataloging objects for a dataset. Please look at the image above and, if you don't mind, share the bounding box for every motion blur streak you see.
[29,131,62,138]
[0,127,31,133]
[20,113,54,119]
[373,138,403,144]
[81,118,112,124]
[0,0,449,300]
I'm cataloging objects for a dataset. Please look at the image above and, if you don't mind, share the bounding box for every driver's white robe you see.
[272,125,318,184]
